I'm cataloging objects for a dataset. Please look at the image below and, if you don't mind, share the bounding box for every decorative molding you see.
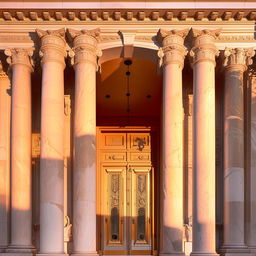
[0,9,255,23]
[134,35,155,43]
[157,29,188,68]
[217,34,255,42]
[64,95,71,116]
[4,48,34,71]
[0,60,8,78]
[101,35,120,43]
[32,133,40,158]
[223,47,255,71]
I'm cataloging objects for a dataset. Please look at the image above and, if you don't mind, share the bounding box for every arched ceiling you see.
[97,58,162,118]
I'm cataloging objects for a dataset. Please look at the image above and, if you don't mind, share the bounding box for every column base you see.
[0,248,7,253]
[159,253,185,256]
[71,252,99,256]
[220,246,251,256]
[4,246,36,256]
[36,254,68,256]
[190,253,219,256]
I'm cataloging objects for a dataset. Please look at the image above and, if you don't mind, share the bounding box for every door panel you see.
[128,133,151,151]
[102,167,127,250]
[101,133,127,150]
[99,130,155,255]
[130,167,152,250]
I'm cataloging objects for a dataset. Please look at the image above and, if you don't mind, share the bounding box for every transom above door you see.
[97,130,156,256]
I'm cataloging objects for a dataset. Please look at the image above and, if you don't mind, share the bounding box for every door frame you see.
[96,126,160,256]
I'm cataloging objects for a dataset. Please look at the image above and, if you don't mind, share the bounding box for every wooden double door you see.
[98,129,156,255]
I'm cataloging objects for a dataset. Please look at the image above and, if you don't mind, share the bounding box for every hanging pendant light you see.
[124,59,132,125]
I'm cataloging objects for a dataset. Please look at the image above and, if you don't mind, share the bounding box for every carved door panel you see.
[130,167,152,251]
[99,130,154,255]
[102,167,127,251]
[101,166,152,253]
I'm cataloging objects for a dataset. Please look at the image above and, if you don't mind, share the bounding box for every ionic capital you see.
[4,48,34,72]
[157,29,188,68]
[67,28,102,68]
[36,28,67,67]
[190,29,221,66]
[223,48,255,72]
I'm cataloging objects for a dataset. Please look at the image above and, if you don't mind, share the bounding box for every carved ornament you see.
[4,48,34,71]
[223,48,255,71]
[67,28,102,68]
[36,28,67,67]
[190,29,220,66]
[157,29,188,68]
[0,61,8,78]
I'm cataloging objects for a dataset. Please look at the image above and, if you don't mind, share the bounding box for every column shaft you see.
[73,61,96,254]
[0,63,11,252]
[36,29,67,256]
[222,48,254,255]
[193,61,216,253]
[162,64,183,255]
[4,48,34,254]
[224,68,245,247]
[68,28,100,256]
[248,73,256,250]
[157,29,188,256]
[190,29,219,256]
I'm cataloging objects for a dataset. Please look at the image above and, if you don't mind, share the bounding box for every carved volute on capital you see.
[4,48,34,72]
[190,29,221,66]
[157,29,188,68]
[67,28,102,68]
[223,48,255,72]
[36,28,67,67]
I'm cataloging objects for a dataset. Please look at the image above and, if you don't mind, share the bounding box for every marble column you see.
[190,29,219,256]
[68,28,101,256]
[157,29,188,256]
[222,48,254,255]
[0,61,11,252]
[248,69,256,252]
[4,48,35,255]
[36,29,67,256]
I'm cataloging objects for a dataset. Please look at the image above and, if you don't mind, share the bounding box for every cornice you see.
[0,9,255,23]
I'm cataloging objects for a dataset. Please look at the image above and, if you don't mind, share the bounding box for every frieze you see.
[101,35,120,43]
[217,35,255,42]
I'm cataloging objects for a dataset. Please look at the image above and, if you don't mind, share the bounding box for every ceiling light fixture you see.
[124,59,132,124]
